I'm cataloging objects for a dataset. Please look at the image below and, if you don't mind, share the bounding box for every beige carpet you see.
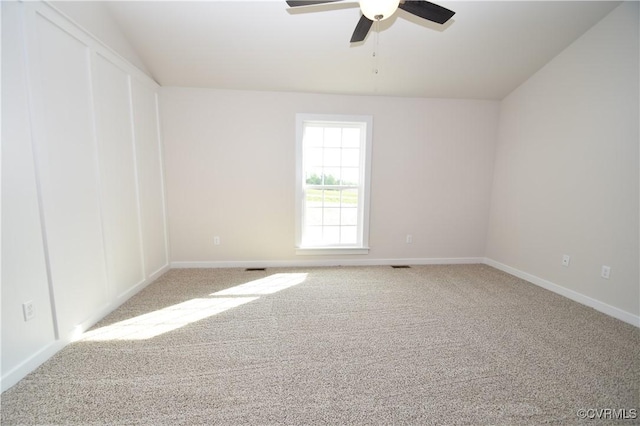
[2,264,639,425]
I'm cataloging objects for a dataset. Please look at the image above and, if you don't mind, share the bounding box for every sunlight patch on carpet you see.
[82,297,258,341]
[211,273,308,296]
[81,273,308,341]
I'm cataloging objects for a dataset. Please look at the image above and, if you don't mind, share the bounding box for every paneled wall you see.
[1,1,169,391]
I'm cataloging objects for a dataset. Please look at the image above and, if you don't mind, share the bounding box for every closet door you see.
[132,80,169,276]
[31,13,108,335]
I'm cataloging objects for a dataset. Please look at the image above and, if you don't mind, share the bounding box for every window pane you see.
[341,189,358,206]
[324,208,340,225]
[323,189,340,205]
[304,189,323,207]
[304,127,323,147]
[324,148,341,167]
[341,207,358,226]
[305,226,323,244]
[305,148,324,167]
[324,128,342,147]
[323,168,341,186]
[342,128,360,148]
[323,226,339,243]
[341,148,360,167]
[305,168,323,185]
[340,226,357,244]
[341,168,359,185]
[306,207,322,226]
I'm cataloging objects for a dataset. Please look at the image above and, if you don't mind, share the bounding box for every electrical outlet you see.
[213,236,220,245]
[22,301,35,321]
[601,265,611,279]
[406,234,413,244]
[562,255,571,267]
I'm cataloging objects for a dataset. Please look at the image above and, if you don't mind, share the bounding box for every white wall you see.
[160,88,499,265]
[485,2,639,323]
[1,1,169,391]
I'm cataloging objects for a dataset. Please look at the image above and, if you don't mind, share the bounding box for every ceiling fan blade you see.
[286,0,343,7]
[350,15,373,42]
[398,0,455,24]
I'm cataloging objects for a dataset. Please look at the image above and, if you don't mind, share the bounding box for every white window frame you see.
[295,113,373,255]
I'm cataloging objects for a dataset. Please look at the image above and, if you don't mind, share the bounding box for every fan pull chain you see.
[373,19,380,76]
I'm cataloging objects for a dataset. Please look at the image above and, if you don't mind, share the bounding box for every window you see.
[295,114,372,254]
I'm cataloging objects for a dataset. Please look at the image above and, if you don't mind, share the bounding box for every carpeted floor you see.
[2,264,639,425]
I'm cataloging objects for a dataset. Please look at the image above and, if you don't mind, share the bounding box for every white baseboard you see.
[148,263,170,281]
[171,257,484,269]
[1,340,67,392]
[72,263,172,341]
[483,258,640,328]
[0,263,172,392]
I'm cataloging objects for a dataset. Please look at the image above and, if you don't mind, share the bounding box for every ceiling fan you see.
[286,0,455,43]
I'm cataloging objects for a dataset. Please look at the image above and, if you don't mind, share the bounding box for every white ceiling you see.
[106,1,621,99]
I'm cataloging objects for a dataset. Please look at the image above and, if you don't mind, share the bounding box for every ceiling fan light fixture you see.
[359,0,400,21]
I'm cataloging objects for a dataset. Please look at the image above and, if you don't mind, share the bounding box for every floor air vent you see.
[391,265,411,269]
[245,268,266,271]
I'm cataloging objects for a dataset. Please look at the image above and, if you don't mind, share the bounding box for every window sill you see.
[296,247,370,256]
